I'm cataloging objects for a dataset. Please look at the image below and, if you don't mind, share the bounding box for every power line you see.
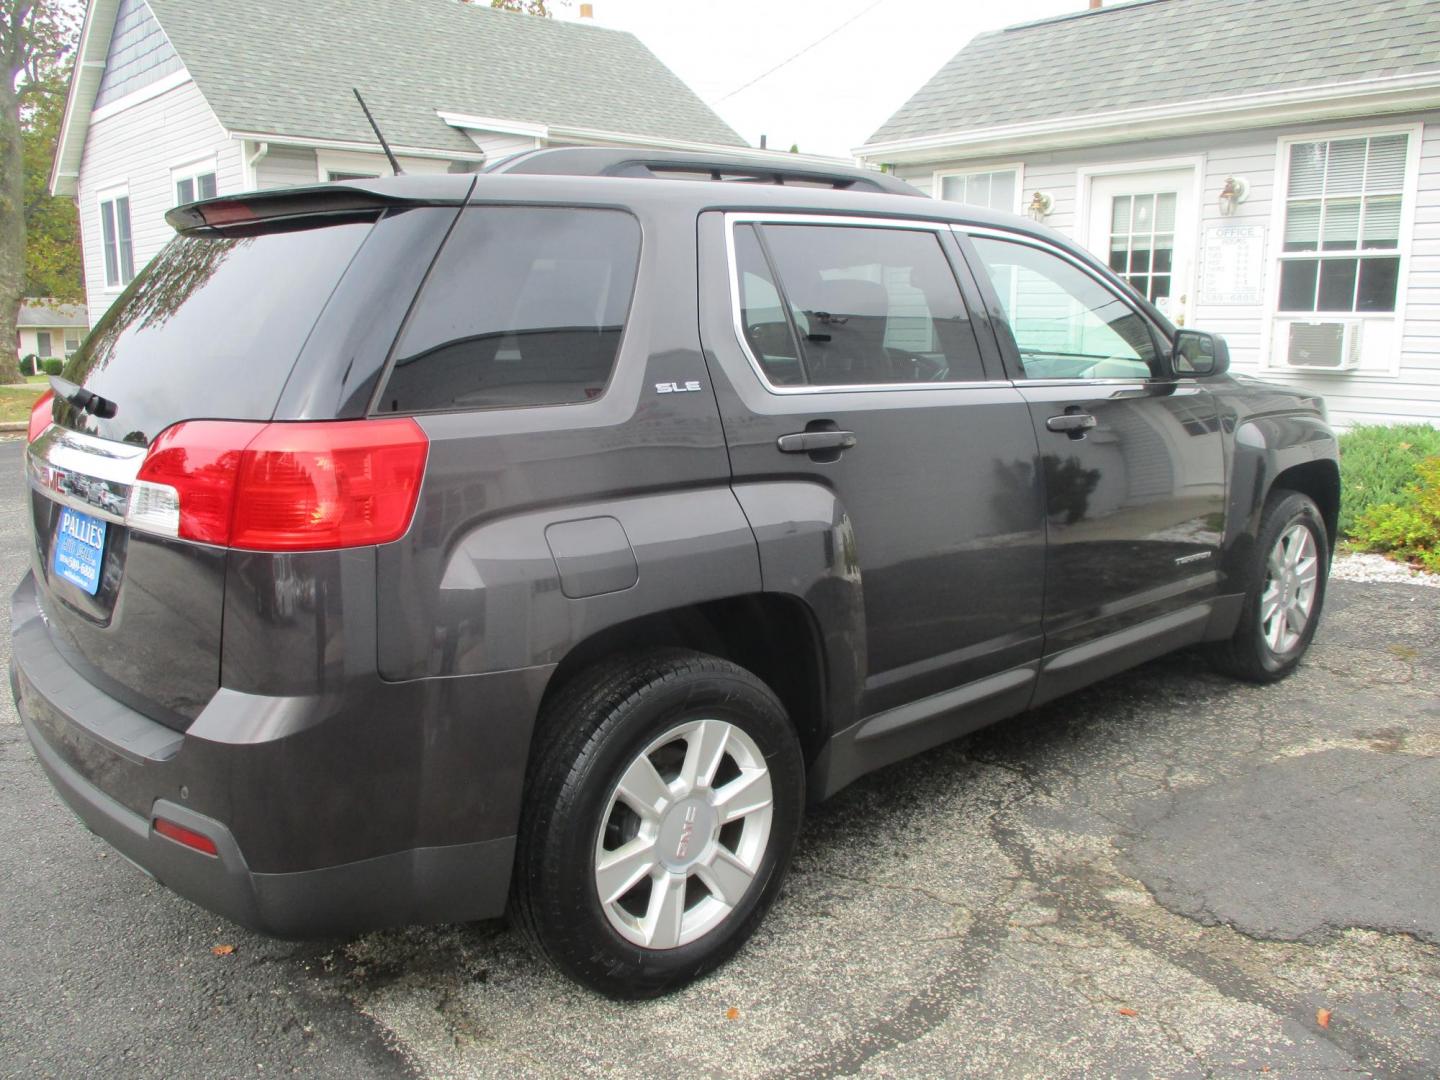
[714,0,886,103]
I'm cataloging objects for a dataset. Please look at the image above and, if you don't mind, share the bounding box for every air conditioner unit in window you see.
[1280,319,1363,372]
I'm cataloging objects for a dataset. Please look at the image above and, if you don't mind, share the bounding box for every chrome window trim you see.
[723,211,999,396]
[952,223,1179,383]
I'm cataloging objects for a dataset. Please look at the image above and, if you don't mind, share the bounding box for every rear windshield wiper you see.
[49,375,118,420]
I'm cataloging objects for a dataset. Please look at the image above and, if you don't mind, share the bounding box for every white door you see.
[1086,168,1198,326]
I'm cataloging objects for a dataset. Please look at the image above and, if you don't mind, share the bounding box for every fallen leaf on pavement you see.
[725,1007,740,1020]
[1316,1008,1331,1029]
[1117,1007,1138,1017]
[212,944,236,956]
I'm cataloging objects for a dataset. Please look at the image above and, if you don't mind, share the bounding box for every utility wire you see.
[714,0,886,103]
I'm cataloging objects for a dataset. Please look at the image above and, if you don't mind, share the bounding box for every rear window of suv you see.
[378,207,641,413]
[57,220,375,445]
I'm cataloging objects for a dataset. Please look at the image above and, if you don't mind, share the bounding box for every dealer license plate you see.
[54,506,107,595]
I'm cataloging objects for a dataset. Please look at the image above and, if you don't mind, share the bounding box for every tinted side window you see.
[382,207,640,412]
[735,225,805,385]
[970,236,1159,380]
[736,223,984,386]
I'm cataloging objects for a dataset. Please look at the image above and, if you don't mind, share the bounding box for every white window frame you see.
[1261,121,1422,378]
[171,155,219,206]
[315,149,386,183]
[931,163,1025,215]
[96,183,135,292]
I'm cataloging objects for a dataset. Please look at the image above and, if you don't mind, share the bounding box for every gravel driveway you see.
[2,432,1437,1079]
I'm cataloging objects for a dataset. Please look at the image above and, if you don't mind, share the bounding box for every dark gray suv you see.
[12,149,1339,997]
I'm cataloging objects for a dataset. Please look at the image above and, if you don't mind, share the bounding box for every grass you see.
[1338,424,1440,537]
[0,381,46,424]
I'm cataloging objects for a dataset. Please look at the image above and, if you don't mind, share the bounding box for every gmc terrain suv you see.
[13,148,1339,997]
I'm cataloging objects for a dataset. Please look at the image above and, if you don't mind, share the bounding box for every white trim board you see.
[856,71,1440,165]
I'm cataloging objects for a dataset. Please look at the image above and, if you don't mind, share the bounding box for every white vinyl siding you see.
[75,74,242,325]
[254,145,321,190]
[894,109,1440,428]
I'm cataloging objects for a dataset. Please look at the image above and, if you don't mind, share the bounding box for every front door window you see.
[1108,192,1176,305]
[970,235,1159,381]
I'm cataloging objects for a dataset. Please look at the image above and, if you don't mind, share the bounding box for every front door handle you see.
[1045,412,1097,438]
[777,430,857,453]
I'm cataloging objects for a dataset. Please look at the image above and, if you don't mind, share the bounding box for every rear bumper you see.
[11,572,533,937]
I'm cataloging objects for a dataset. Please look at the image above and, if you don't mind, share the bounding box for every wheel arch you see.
[538,593,833,772]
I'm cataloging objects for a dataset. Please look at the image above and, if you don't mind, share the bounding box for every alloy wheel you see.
[1260,521,1319,655]
[593,718,774,950]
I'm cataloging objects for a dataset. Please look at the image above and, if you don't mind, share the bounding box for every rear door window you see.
[379,207,640,413]
[734,222,984,387]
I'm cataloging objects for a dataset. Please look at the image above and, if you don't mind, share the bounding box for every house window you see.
[327,171,379,182]
[937,169,1019,214]
[64,332,82,356]
[173,160,218,205]
[99,191,135,288]
[1277,134,1407,314]
[36,331,52,358]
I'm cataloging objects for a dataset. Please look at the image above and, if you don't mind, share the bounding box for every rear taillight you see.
[27,389,54,443]
[127,418,428,550]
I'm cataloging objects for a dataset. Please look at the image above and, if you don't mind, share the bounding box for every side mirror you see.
[1173,328,1230,377]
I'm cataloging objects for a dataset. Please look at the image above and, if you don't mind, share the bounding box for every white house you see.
[16,301,88,364]
[857,0,1440,429]
[51,0,750,328]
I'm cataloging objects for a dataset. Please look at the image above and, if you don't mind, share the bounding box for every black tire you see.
[1209,489,1329,683]
[510,647,805,999]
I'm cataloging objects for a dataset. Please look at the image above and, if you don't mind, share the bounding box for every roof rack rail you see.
[485,147,924,197]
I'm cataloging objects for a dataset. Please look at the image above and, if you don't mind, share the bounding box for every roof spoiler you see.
[166,178,476,235]
[487,147,924,197]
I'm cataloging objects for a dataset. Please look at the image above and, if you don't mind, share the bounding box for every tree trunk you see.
[0,77,25,383]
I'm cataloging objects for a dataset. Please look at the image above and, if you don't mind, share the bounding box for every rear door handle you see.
[777,430,857,453]
[1045,413,1097,437]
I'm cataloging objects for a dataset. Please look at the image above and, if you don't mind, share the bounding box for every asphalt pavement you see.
[2,433,1437,1079]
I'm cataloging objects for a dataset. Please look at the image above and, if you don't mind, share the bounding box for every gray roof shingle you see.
[19,302,88,328]
[145,0,744,153]
[865,0,1440,146]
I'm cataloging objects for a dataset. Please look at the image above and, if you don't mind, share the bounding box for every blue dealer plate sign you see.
[54,506,107,595]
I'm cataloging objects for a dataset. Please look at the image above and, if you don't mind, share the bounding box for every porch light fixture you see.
[1218,176,1250,216]
[1027,191,1053,222]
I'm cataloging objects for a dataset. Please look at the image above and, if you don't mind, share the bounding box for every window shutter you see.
[1364,135,1407,192]
[1321,199,1360,250]
[1284,201,1321,251]
[1361,195,1402,248]
[1324,139,1366,194]
[1288,142,1327,197]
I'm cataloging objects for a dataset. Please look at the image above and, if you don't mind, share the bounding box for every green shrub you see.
[1338,424,1440,537]
[41,358,62,376]
[19,354,38,377]
[1351,456,1440,572]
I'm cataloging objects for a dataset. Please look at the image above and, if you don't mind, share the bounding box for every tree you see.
[22,52,79,302]
[0,1,81,383]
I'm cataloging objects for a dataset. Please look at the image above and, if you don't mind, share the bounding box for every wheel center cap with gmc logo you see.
[658,797,716,871]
